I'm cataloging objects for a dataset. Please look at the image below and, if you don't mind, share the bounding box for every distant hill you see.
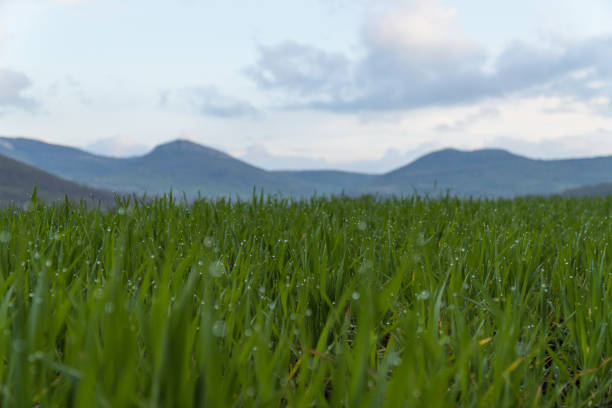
[0,138,318,197]
[2,136,612,198]
[0,153,114,207]
[561,183,612,197]
[370,148,612,197]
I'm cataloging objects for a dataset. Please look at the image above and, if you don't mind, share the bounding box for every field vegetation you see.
[0,193,610,406]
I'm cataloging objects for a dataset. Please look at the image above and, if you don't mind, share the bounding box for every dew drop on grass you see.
[0,231,10,243]
[244,329,252,337]
[305,308,313,317]
[352,291,361,300]
[388,352,402,367]
[212,320,228,338]
[208,261,225,278]
[93,288,104,299]
[357,221,367,231]
[416,290,430,300]
[358,260,373,274]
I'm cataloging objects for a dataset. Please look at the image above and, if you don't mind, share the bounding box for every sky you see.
[1,0,612,172]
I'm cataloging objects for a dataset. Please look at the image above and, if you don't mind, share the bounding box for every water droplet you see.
[0,231,10,243]
[208,261,225,278]
[305,308,313,317]
[388,352,402,367]
[352,291,361,300]
[416,290,430,300]
[212,320,227,337]
[93,288,104,299]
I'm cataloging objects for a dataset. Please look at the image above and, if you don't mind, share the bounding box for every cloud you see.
[245,42,352,100]
[238,144,329,170]
[488,129,612,159]
[161,86,258,118]
[48,75,92,105]
[237,142,437,173]
[84,135,150,158]
[435,107,500,132]
[245,0,612,113]
[0,69,38,113]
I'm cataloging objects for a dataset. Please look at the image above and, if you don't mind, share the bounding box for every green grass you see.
[0,193,610,407]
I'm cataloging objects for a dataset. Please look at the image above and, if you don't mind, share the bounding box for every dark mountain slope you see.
[561,183,612,197]
[0,137,308,197]
[0,137,123,183]
[0,154,114,207]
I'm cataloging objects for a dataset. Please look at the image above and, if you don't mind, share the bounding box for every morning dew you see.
[208,261,225,278]
[1,230,13,243]
[212,320,228,338]
[416,290,430,301]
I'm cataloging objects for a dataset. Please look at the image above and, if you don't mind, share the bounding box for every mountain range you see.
[0,136,611,202]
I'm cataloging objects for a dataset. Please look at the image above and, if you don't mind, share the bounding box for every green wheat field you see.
[0,193,610,407]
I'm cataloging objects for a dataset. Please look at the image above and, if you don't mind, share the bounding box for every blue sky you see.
[1,0,612,172]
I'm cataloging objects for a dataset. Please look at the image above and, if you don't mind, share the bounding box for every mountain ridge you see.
[1,136,612,198]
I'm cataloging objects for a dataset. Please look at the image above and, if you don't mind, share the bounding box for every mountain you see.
[2,136,612,198]
[0,137,313,197]
[0,153,114,207]
[371,148,612,197]
[275,170,375,195]
[120,140,301,196]
[561,183,612,197]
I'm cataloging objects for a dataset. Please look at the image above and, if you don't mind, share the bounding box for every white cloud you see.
[363,0,484,67]
[434,107,500,132]
[84,135,150,157]
[236,141,437,173]
[247,0,612,114]
[161,86,258,118]
[487,129,612,159]
[0,69,38,113]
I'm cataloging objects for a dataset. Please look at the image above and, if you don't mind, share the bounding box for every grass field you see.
[0,193,610,407]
